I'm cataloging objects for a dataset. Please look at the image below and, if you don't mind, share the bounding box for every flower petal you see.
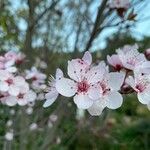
[25,90,37,102]
[125,76,136,89]
[17,98,28,106]
[6,67,17,73]
[106,91,123,109]
[0,70,12,81]
[14,76,25,86]
[68,59,89,82]
[5,96,17,106]
[73,93,93,109]
[9,85,20,96]
[88,86,101,100]
[19,83,29,93]
[107,54,122,68]
[82,51,92,65]
[56,78,76,97]
[87,100,106,116]
[43,93,58,108]
[56,68,63,80]
[45,89,58,100]
[134,61,150,75]
[5,60,15,68]
[137,90,150,104]
[43,90,58,107]
[117,45,146,70]
[108,72,125,91]
[0,82,9,92]
[86,64,106,84]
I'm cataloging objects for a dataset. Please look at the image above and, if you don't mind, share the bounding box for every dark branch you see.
[84,0,108,51]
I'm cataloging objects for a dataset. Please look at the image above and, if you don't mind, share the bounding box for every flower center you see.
[17,93,24,99]
[6,79,13,85]
[77,81,89,93]
[32,76,37,81]
[0,94,5,98]
[115,64,122,71]
[135,84,145,93]
[100,82,110,95]
[16,59,23,65]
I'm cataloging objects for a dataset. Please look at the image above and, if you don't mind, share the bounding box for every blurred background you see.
[0,0,150,149]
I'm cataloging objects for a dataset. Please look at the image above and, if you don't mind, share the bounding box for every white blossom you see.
[126,73,150,105]
[43,68,63,107]
[5,131,14,141]
[29,123,38,131]
[56,52,108,109]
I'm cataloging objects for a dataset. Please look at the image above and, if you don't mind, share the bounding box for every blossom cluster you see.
[107,44,150,110]
[0,44,150,117]
[25,66,47,100]
[0,51,37,106]
[45,45,150,116]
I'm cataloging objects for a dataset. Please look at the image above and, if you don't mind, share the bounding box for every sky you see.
[93,0,150,49]
[10,0,150,50]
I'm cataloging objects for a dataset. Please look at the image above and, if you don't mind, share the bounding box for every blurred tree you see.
[0,0,149,56]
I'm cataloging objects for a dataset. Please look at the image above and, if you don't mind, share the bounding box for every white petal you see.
[87,100,106,116]
[88,86,101,100]
[38,74,46,80]
[108,72,125,91]
[8,85,20,96]
[56,68,63,80]
[31,67,37,72]
[82,51,92,65]
[14,76,25,86]
[137,90,150,104]
[118,46,146,70]
[43,93,58,108]
[17,98,28,106]
[0,70,12,81]
[25,72,34,79]
[106,91,123,109]
[45,89,58,100]
[86,64,105,84]
[25,90,37,102]
[4,60,15,67]
[43,91,58,107]
[19,83,29,93]
[125,76,136,89]
[67,60,79,81]
[134,61,150,75]
[67,59,89,82]
[98,61,109,73]
[5,96,17,106]
[6,67,17,73]
[73,93,93,109]
[56,78,76,97]
[107,54,122,68]
[0,82,9,92]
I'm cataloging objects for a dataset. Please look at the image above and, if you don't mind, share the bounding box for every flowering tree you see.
[0,0,150,149]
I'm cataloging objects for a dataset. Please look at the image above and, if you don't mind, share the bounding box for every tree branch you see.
[23,0,59,59]
[84,0,108,51]
[32,0,59,29]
